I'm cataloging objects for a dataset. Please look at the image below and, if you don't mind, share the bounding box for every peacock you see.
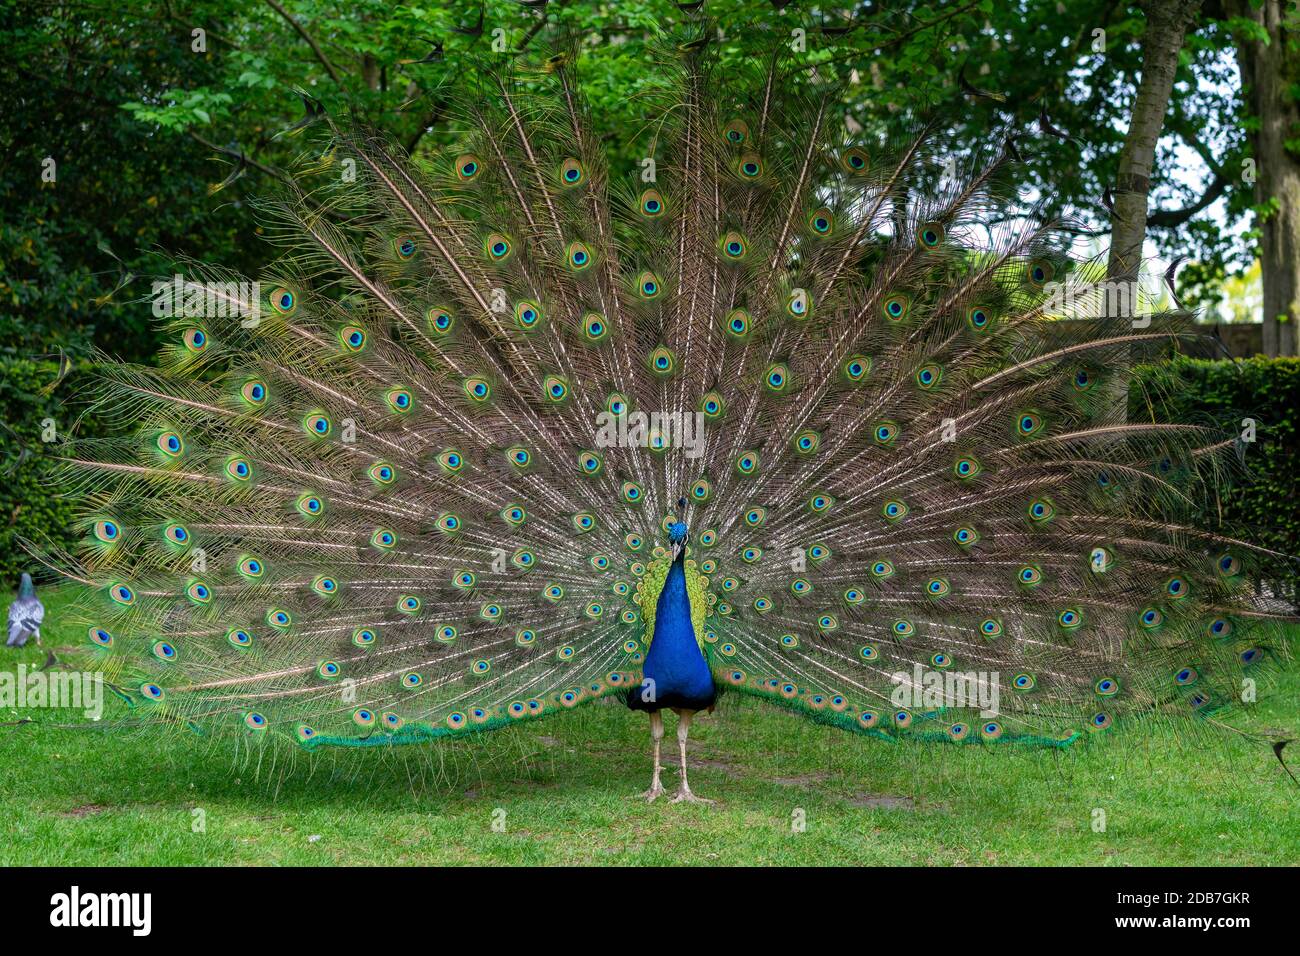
[47,31,1294,804]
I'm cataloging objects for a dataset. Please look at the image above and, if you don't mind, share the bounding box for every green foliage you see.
[0,0,1271,363]
[0,359,90,587]
[1134,357,1300,579]
[0,1,261,363]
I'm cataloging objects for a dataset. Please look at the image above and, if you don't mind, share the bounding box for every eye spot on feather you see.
[915,364,942,390]
[394,237,417,260]
[302,413,332,438]
[841,147,870,175]
[559,157,584,187]
[455,153,481,180]
[513,300,543,331]
[872,421,898,446]
[967,305,992,332]
[269,287,296,314]
[1058,608,1083,629]
[485,234,513,262]
[764,363,790,392]
[917,222,944,248]
[426,306,455,336]
[786,288,812,319]
[544,374,570,402]
[881,499,908,521]
[738,154,763,180]
[1027,498,1055,522]
[565,241,592,271]
[464,377,492,403]
[719,231,747,260]
[240,379,267,406]
[722,118,749,145]
[1027,258,1054,287]
[1017,411,1044,436]
[883,294,910,321]
[339,325,366,352]
[639,189,665,217]
[843,354,871,383]
[296,494,324,518]
[648,346,676,377]
[157,431,185,458]
[581,312,609,342]
[735,451,760,476]
[724,308,751,338]
[793,430,820,455]
[183,327,207,353]
[808,207,833,236]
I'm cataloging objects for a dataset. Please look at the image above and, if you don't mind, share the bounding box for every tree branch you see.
[263,0,344,87]
[1146,170,1230,226]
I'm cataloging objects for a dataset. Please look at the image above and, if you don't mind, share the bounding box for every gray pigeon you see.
[7,573,44,648]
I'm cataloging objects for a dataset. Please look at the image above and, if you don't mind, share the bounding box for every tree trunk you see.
[1229,0,1300,356]
[1107,0,1204,284]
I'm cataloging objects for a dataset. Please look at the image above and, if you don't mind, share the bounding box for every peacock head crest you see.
[668,497,688,558]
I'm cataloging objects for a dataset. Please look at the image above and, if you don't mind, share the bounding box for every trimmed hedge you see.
[0,359,90,587]
[1133,356,1300,586]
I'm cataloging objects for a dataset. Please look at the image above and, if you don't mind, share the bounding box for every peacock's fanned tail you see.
[53,40,1292,749]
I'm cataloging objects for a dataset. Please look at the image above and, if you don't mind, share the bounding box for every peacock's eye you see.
[639,189,665,217]
[455,154,481,180]
[560,157,584,186]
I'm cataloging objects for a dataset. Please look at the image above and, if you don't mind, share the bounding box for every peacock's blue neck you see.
[641,553,714,706]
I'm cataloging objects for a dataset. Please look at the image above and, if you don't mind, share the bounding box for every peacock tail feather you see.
[49,33,1293,751]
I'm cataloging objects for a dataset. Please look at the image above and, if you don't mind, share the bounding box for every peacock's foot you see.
[670,788,713,805]
[641,784,666,803]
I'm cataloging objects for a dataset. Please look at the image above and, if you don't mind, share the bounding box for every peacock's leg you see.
[641,710,666,802]
[670,709,713,804]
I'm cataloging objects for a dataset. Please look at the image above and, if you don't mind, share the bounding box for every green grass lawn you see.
[1,586,1296,866]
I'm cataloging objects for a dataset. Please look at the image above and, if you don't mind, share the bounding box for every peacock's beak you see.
[671,542,683,562]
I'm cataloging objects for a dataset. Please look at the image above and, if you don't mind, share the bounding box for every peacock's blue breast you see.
[627,559,715,711]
